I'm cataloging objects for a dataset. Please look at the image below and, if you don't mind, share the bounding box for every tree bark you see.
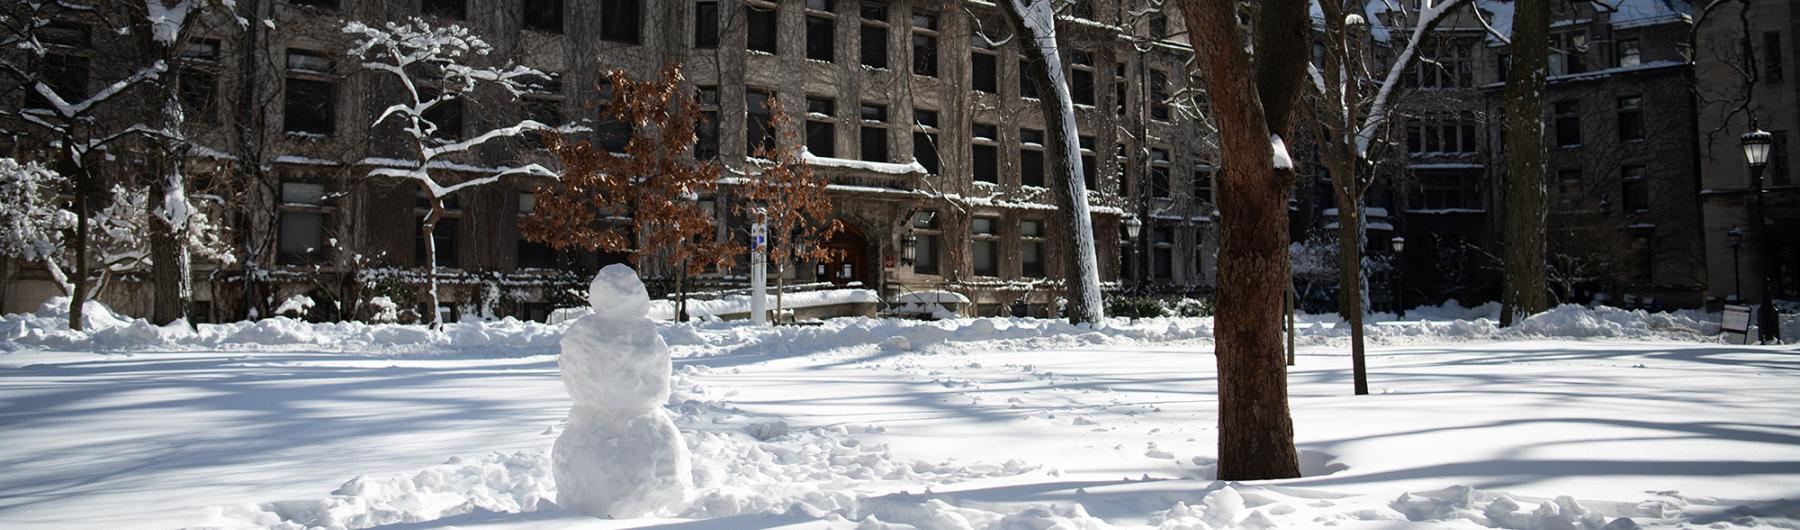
[1501,0,1552,327]
[65,147,89,331]
[999,0,1104,324]
[422,197,445,328]
[149,174,189,325]
[1177,0,1309,481]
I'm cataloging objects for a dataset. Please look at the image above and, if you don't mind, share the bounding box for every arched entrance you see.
[818,223,871,287]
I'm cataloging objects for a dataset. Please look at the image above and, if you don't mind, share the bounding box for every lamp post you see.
[1124,216,1144,289]
[1743,121,1778,343]
[1729,226,1744,303]
[1391,236,1406,320]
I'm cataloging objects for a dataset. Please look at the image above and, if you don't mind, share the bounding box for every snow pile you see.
[552,264,691,517]
[645,289,881,321]
[1507,304,1715,339]
[218,451,552,530]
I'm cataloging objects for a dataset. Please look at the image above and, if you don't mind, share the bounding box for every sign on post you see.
[1722,304,1752,345]
[750,209,768,325]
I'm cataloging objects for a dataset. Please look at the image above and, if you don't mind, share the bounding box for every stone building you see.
[0,0,1222,321]
[1694,0,1799,307]
[1338,0,1708,310]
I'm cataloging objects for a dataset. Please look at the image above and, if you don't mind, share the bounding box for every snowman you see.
[553,264,691,517]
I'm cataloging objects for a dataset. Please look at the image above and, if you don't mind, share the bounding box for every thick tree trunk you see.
[999,0,1104,324]
[422,198,444,329]
[150,171,190,326]
[1500,0,1553,327]
[1178,0,1308,481]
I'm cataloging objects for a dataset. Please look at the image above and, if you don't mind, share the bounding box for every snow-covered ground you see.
[2,301,1797,529]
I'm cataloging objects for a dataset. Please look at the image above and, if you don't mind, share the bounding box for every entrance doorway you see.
[818,223,870,287]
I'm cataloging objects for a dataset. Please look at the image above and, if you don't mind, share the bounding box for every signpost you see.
[1722,304,1752,345]
[751,208,768,325]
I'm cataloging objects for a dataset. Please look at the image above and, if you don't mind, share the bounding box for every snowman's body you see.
[553,264,691,517]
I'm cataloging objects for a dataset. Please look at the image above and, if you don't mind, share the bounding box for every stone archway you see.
[819,223,871,287]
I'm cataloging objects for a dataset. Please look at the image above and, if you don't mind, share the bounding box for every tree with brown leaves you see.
[738,99,841,323]
[520,65,738,316]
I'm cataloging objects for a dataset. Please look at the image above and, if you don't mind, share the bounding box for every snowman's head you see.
[589,263,650,320]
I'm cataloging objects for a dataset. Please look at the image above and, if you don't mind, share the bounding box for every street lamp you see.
[1390,236,1406,320]
[1742,121,1779,343]
[1124,217,1144,287]
[1729,225,1744,302]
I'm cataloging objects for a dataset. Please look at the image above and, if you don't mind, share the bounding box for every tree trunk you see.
[149,171,190,326]
[1178,0,1308,481]
[999,0,1104,324]
[1500,0,1553,327]
[65,147,89,331]
[1334,203,1368,395]
[422,197,445,329]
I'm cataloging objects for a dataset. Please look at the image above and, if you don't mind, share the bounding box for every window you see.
[914,109,939,174]
[180,38,221,62]
[1419,169,1479,210]
[1765,32,1784,82]
[972,37,998,93]
[860,3,888,68]
[1114,63,1128,116]
[972,124,999,183]
[284,78,334,135]
[1150,148,1170,198]
[1405,116,1480,154]
[596,80,631,152]
[1193,168,1213,203]
[1549,31,1588,76]
[178,67,217,123]
[1070,51,1096,106]
[1616,38,1640,67]
[1020,129,1045,187]
[746,89,775,154]
[40,21,91,48]
[1149,68,1169,121]
[422,90,464,140]
[1021,220,1046,277]
[860,103,888,162]
[1151,226,1173,280]
[695,86,719,159]
[1556,169,1583,212]
[747,3,778,53]
[415,195,460,269]
[524,0,563,33]
[277,182,327,264]
[285,48,333,74]
[1617,96,1644,142]
[1115,143,1131,193]
[422,0,465,19]
[520,73,563,149]
[912,211,941,274]
[517,193,556,268]
[29,54,88,110]
[1408,41,1472,88]
[1773,131,1791,185]
[1554,100,1581,147]
[912,10,938,77]
[1149,14,1168,40]
[806,7,835,62]
[1621,165,1648,212]
[1020,59,1038,98]
[601,0,641,43]
[806,96,835,156]
[695,1,720,49]
[1080,135,1097,191]
[972,217,1000,277]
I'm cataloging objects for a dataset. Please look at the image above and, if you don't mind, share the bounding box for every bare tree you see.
[996,0,1104,324]
[740,100,841,321]
[1175,0,1311,480]
[343,18,555,328]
